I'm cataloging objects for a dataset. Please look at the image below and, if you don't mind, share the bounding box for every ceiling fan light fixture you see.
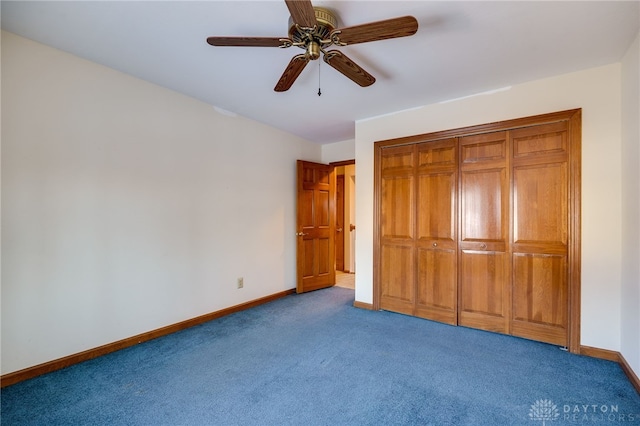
[307,41,321,60]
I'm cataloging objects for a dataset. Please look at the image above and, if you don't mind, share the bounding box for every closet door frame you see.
[373,108,582,353]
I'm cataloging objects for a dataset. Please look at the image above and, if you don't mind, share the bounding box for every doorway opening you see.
[333,161,355,290]
[295,159,355,293]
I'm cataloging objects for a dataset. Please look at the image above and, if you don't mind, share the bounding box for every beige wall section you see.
[322,139,355,164]
[621,31,640,376]
[356,64,625,354]
[1,32,321,375]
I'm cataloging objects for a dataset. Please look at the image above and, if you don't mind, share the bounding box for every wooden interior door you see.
[415,139,458,324]
[336,175,345,271]
[296,160,336,293]
[458,132,511,334]
[510,122,570,346]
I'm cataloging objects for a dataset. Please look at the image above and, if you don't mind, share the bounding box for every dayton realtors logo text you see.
[563,404,636,423]
[530,399,638,423]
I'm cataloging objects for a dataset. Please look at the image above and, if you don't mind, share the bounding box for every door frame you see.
[336,174,345,272]
[372,109,582,353]
[331,159,356,274]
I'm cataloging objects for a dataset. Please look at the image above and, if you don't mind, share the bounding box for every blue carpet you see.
[2,287,639,425]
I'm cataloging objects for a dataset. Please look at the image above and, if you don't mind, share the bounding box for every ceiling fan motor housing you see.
[288,7,338,59]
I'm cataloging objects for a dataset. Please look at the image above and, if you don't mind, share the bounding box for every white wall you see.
[621,31,640,376]
[1,32,321,375]
[355,64,625,353]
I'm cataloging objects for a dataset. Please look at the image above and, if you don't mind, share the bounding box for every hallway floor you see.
[335,271,354,289]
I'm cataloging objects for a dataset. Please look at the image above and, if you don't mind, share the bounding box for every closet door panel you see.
[380,175,414,240]
[458,133,510,333]
[510,122,569,346]
[459,250,509,333]
[460,168,507,244]
[415,139,457,324]
[415,170,457,323]
[416,247,456,324]
[512,253,567,345]
[513,163,568,248]
[380,145,416,314]
[460,137,506,164]
[512,122,567,160]
[380,244,415,315]
[417,172,455,242]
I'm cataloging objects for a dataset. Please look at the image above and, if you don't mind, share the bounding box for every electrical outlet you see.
[237,277,244,289]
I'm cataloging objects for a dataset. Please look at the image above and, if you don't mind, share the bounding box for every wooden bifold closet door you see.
[509,122,571,346]
[458,131,511,334]
[374,109,581,351]
[379,139,458,325]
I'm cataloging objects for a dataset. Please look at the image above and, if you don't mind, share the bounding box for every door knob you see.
[296,232,309,236]
[336,228,343,232]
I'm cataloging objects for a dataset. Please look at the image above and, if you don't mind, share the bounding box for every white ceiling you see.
[2,1,638,144]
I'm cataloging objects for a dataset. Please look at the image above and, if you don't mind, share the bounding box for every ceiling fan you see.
[206,0,418,92]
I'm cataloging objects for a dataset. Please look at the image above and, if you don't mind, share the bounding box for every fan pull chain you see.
[318,60,322,96]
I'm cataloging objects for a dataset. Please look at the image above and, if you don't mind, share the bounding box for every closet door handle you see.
[480,243,487,249]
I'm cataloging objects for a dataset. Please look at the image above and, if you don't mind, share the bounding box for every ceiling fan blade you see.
[285,0,317,28]
[332,16,418,45]
[323,50,375,87]
[275,54,310,92]
[207,37,289,47]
